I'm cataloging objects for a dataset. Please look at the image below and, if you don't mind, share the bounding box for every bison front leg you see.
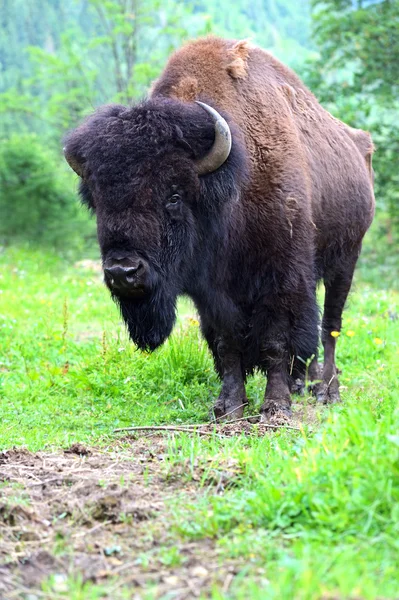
[256,312,293,421]
[261,364,292,422]
[212,339,248,421]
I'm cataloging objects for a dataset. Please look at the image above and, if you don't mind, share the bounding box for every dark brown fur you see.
[65,37,374,420]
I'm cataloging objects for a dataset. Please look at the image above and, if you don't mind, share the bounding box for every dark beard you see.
[114,286,177,351]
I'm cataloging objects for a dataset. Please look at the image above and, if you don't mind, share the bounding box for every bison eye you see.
[167,193,181,206]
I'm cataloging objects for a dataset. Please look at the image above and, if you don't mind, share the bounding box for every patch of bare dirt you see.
[292,400,326,429]
[114,400,324,442]
[0,406,324,598]
[64,442,92,456]
[0,440,242,599]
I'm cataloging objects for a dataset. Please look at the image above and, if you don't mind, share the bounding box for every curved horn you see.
[194,101,232,175]
[63,146,84,178]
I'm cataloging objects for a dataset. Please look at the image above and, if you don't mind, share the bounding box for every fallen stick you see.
[216,414,261,425]
[113,420,300,434]
[114,415,258,433]
[72,520,112,538]
[220,415,301,431]
[214,403,248,422]
[113,425,219,436]
[28,476,64,487]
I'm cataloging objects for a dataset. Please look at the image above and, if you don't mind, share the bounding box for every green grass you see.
[0,245,399,599]
[166,401,399,598]
[0,247,219,449]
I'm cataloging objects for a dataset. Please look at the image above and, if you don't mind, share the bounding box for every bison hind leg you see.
[260,296,319,421]
[316,247,361,404]
[289,355,322,396]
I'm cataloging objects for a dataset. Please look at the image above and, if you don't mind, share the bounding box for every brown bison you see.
[64,37,375,421]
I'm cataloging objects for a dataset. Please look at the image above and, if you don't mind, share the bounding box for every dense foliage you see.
[0,135,94,250]
[306,0,399,276]
[0,0,311,136]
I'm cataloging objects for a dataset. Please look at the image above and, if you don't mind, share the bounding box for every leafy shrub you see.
[0,134,95,252]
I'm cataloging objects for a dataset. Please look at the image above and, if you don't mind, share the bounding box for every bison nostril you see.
[125,261,143,276]
[104,266,117,279]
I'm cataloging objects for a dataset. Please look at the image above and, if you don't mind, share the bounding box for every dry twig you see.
[113,425,221,436]
[113,419,300,434]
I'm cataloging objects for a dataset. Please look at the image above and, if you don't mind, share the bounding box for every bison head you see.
[63,98,247,350]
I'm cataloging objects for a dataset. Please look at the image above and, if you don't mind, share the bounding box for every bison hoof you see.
[260,400,292,423]
[290,377,305,396]
[211,396,247,422]
[315,382,341,405]
[212,400,227,420]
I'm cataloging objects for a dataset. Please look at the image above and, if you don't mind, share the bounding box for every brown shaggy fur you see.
[153,38,374,247]
[151,36,375,413]
[226,40,251,79]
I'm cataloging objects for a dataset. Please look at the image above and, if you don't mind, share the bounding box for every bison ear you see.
[63,144,85,178]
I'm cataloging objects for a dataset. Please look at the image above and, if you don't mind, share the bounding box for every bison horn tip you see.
[194,101,232,175]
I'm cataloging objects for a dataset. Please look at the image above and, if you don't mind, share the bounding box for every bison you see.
[64,37,375,421]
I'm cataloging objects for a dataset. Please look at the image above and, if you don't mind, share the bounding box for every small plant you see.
[158,545,184,568]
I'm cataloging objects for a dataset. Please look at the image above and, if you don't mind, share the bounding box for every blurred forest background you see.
[0,0,398,286]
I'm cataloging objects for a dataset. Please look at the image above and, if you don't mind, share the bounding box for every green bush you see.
[0,134,95,252]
